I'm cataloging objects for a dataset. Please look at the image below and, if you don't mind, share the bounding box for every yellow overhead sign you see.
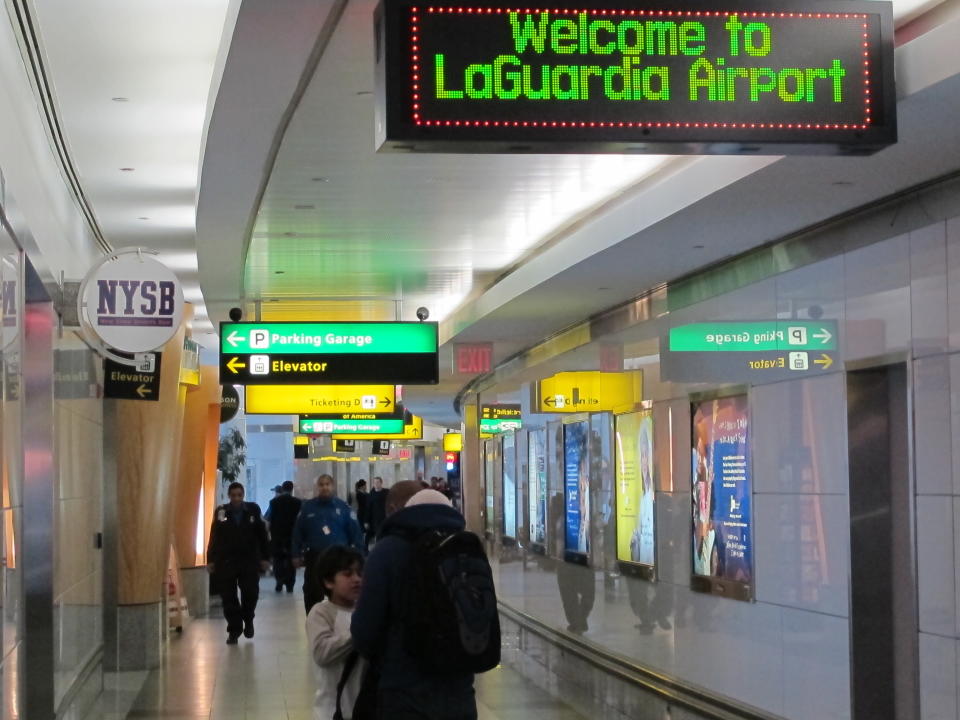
[333,415,423,441]
[245,385,396,415]
[293,436,310,446]
[443,433,463,452]
[535,371,642,414]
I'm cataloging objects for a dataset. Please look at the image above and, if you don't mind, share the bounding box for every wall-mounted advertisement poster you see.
[484,440,496,535]
[564,420,590,561]
[616,410,655,577]
[691,395,753,599]
[502,433,517,539]
[528,429,547,549]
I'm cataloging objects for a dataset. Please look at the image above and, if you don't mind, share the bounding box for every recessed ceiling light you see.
[597,287,610,291]
[356,91,373,96]
[311,177,330,183]
[693,244,705,249]
[120,167,135,172]
[294,204,316,210]
[111,97,129,102]
[137,216,150,220]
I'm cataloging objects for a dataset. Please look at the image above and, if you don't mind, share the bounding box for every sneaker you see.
[243,621,254,639]
[226,633,240,645]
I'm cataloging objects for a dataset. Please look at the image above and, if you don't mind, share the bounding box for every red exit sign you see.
[455,343,493,374]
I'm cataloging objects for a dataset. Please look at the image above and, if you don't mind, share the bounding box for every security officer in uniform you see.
[207,482,270,644]
[291,473,364,614]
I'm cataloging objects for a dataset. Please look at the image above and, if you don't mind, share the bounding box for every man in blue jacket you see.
[291,473,364,614]
[351,484,477,719]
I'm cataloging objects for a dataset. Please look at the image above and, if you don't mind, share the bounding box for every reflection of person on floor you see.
[551,493,594,633]
[626,577,673,634]
[207,482,270,645]
[557,560,595,634]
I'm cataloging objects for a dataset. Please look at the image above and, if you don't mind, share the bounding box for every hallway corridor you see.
[94,577,587,719]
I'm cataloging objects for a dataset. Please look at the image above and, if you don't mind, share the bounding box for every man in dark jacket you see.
[207,482,270,644]
[291,473,364,614]
[366,476,388,543]
[266,480,302,593]
[351,483,477,719]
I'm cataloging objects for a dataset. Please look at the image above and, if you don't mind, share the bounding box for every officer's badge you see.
[217,508,226,522]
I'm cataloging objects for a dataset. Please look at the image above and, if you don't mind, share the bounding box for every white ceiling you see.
[27,0,235,343]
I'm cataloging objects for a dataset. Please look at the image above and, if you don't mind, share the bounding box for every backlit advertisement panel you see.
[616,410,655,570]
[564,420,590,558]
[528,429,547,547]
[691,395,753,596]
[484,440,496,534]
[503,433,517,538]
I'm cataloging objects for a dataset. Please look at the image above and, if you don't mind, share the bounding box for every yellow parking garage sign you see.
[245,385,396,415]
[535,371,642,414]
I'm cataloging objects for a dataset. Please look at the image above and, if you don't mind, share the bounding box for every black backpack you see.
[398,528,501,674]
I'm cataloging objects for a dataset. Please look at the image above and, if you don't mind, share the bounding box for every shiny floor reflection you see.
[89,576,587,720]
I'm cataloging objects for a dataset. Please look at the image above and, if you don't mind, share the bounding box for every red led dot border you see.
[409,6,873,133]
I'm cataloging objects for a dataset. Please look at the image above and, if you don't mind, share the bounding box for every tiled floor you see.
[94,576,587,719]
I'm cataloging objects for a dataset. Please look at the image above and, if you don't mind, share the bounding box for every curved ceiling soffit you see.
[196,0,347,322]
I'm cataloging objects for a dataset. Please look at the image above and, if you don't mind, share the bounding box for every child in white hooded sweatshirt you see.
[305,546,365,720]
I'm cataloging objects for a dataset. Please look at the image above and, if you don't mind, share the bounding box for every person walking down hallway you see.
[267,480,302,593]
[367,476,388,542]
[207,482,271,645]
[292,474,364,614]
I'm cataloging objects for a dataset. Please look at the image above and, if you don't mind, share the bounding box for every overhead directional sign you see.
[104,354,161,402]
[333,415,424,441]
[374,0,896,155]
[300,417,407,435]
[662,320,840,382]
[245,385,396,415]
[480,404,522,434]
[669,321,837,352]
[535,371,642,414]
[219,321,439,385]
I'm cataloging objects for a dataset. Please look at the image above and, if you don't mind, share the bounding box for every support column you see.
[104,312,189,671]
[172,365,220,618]
[461,398,482,535]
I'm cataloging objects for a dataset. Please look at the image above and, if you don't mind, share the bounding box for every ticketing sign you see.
[535,371,642,413]
[219,321,439,385]
[245,384,396,415]
[374,0,896,154]
[662,319,839,382]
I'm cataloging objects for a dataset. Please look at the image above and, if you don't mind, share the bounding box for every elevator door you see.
[847,364,917,720]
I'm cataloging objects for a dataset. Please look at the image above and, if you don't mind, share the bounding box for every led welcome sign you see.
[374,0,895,154]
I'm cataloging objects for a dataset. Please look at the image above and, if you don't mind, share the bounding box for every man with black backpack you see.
[351,487,500,720]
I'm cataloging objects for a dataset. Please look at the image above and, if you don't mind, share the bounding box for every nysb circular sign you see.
[82,253,184,353]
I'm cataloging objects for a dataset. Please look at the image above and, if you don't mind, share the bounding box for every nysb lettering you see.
[97,280,176,316]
